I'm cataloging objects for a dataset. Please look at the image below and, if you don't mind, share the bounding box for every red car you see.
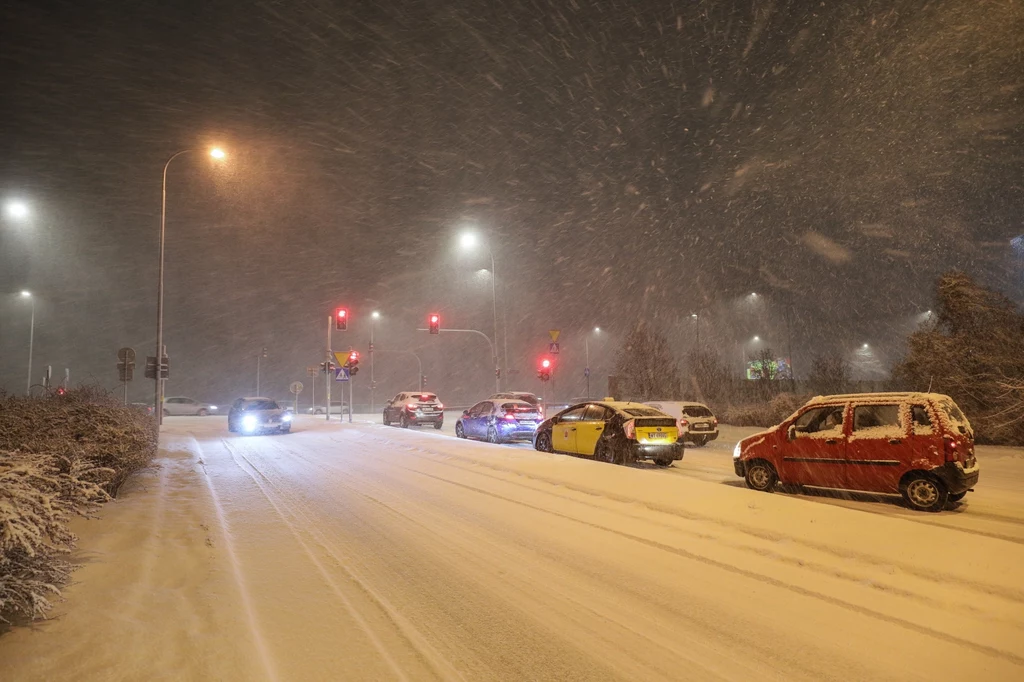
[733,392,979,512]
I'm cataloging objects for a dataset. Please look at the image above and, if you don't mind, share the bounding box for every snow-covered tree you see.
[808,354,852,396]
[613,322,682,401]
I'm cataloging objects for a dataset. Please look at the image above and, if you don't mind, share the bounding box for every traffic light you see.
[537,357,553,382]
[335,308,349,331]
[320,361,337,374]
[428,313,440,335]
[346,350,360,376]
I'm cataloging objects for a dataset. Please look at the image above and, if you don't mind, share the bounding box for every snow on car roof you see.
[806,392,956,406]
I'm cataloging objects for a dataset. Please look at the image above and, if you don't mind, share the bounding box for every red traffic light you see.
[428,313,440,335]
[335,308,349,331]
[541,358,552,369]
[537,356,553,382]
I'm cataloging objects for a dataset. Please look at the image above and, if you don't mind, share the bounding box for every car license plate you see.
[692,424,707,430]
[646,432,668,439]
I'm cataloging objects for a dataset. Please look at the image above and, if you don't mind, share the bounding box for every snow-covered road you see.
[3,416,1023,681]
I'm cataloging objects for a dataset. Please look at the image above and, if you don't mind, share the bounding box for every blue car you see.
[456,399,543,444]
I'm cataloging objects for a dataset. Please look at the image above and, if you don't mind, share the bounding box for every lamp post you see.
[584,327,601,399]
[458,231,501,391]
[154,147,225,425]
[370,310,380,414]
[20,290,34,395]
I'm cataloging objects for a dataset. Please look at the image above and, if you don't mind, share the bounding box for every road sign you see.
[548,342,560,354]
[549,329,560,343]
[306,366,318,378]
[117,347,136,363]
[334,367,350,382]
[584,367,591,377]
[333,350,350,366]
[290,381,304,394]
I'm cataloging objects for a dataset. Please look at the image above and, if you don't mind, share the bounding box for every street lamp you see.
[20,291,34,395]
[458,229,501,390]
[154,146,226,425]
[5,201,30,220]
[370,311,380,413]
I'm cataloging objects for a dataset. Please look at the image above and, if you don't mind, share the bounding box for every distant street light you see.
[5,201,30,220]
[753,335,760,342]
[154,146,226,425]
[19,291,35,395]
[594,326,601,333]
[458,229,502,390]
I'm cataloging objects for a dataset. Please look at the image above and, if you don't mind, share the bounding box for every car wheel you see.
[487,426,502,444]
[654,458,672,467]
[535,432,552,453]
[901,474,948,512]
[400,413,410,428]
[280,426,291,434]
[433,421,443,430]
[948,491,967,503]
[382,411,390,426]
[595,440,620,465]
[744,460,778,492]
[455,422,466,439]
[314,408,323,415]
[197,408,208,417]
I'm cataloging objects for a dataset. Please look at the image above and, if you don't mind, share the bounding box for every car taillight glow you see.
[943,436,958,463]
[407,403,418,410]
[623,419,636,440]
[503,413,517,420]
[712,418,718,426]
[437,403,443,409]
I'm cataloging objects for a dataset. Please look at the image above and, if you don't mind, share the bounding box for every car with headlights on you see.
[227,397,293,435]
[533,401,683,466]
[457,399,542,443]
[383,392,444,428]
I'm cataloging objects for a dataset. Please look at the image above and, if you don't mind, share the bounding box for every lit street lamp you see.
[458,230,501,390]
[5,200,30,220]
[20,291,34,395]
[154,147,225,425]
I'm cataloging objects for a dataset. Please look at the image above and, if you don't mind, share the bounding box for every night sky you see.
[1,0,1022,405]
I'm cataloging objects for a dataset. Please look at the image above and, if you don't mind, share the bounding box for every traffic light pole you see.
[326,316,332,421]
[417,327,499,394]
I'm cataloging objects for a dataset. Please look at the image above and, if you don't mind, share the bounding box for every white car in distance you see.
[163,396,219,416]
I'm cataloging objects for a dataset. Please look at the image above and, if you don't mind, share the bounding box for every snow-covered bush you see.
[0,388,157,622]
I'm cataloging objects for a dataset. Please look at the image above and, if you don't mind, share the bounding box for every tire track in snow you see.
[192,438,281,682]
[365,429,1024,607]
[219,437,462,682]
[400,466,1024,668]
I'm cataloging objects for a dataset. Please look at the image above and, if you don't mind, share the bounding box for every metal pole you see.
[326,316,332,421]
[370,319,375,416]
[311,370,315,413]
[418,327,496,393]
[256,354,261,396]
[585,336,590,399]
[349,375,353,423]
[155,149,193,426]
[25,297,34,396]
[489,250,500,393]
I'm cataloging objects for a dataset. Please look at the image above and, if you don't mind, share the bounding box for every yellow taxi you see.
[533,400,683,466]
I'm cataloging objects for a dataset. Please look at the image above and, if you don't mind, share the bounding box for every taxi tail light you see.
[623,419,636,440]
[943,436,959,463]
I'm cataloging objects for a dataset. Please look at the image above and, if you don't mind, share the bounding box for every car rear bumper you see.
[497,424,539,440]
[409,413,443,424]
[685,429,718,442]
[931,462,979,495]
[630,442,684,462]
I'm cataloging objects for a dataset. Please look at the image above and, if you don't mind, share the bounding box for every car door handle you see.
[889,439,902,445]
[825,439,837,444]
[570,427,576,431]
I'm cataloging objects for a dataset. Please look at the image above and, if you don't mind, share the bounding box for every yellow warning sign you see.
[333,351,349,366]
[548,330,560,343]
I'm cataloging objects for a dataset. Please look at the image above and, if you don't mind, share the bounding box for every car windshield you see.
[623,407,665,417]
[243,400,279,411]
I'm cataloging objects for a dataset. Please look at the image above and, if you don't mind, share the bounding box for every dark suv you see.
[383,392,444,429]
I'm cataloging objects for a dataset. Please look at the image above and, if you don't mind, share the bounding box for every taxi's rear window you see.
[623,407,665,417]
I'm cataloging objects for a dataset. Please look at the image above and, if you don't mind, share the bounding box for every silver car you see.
[644,401,719,446]
[163,396,219,416]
